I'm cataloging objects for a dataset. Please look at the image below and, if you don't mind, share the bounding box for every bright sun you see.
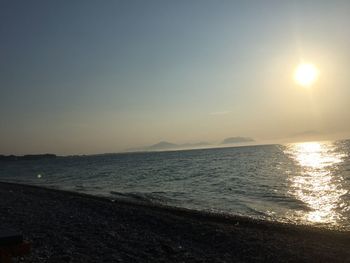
[294,63,319,87]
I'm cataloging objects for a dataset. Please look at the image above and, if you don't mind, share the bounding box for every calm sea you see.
[1,140,349,230]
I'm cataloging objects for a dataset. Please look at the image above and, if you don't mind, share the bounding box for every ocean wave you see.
[109,191,173,204]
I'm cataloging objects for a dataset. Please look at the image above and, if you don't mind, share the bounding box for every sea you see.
[1,140,349,231]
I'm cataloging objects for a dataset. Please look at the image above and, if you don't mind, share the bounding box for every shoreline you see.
[0,182,349,262]
[2,181,347,234]
[3,181,347,234]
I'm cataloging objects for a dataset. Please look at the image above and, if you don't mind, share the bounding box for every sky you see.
[1,0,350,155]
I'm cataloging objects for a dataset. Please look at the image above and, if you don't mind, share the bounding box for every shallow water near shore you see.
[1,140,349,231]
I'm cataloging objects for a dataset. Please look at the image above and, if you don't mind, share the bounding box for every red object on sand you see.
[0,229,31,263]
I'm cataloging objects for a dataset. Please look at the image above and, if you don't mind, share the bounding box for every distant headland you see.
[0,154,57,161]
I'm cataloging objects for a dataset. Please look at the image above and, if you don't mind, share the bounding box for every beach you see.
[0,182,349,262]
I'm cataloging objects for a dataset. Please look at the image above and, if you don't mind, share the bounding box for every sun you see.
[294,63,319,87]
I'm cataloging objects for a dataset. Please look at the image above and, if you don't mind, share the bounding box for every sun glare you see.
[286,142,347,226]
[294,63,319,87]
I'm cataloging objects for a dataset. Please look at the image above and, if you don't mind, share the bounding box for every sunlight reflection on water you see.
[285,142,347,226]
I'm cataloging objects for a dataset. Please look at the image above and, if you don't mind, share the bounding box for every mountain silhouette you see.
[146,141,178,150]
[128,141,211,152]
[221,137,255,144]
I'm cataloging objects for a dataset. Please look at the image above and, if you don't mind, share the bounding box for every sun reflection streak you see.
[285,142,347,225]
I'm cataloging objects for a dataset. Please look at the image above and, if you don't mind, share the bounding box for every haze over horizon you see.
[1,0,350,155]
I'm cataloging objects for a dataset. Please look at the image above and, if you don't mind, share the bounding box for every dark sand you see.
[0,182,349,262]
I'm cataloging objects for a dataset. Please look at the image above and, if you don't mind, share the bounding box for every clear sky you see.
[1,0,350,154]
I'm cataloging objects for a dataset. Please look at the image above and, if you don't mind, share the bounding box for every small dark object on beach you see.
[0,228,31,262]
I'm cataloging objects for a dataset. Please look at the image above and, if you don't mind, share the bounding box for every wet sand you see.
[0,182,349,262]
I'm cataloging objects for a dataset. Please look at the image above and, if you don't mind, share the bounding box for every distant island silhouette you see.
[129,137,256,152]
[146,141,178,150]
[221,137,255,144]
[129,141,211,152]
